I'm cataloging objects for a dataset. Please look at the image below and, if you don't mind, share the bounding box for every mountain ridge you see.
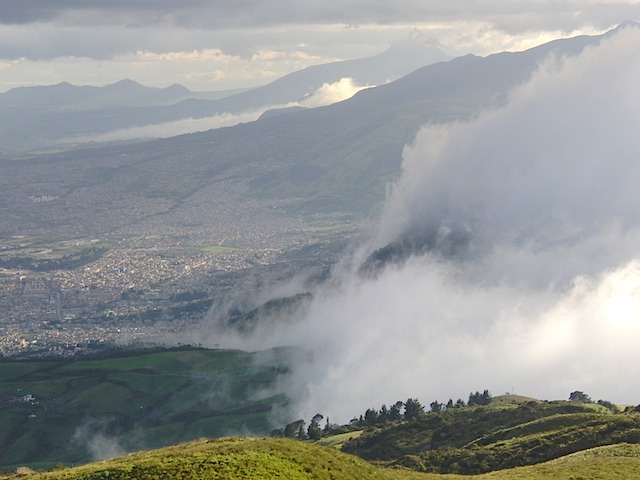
[0,42,450,154]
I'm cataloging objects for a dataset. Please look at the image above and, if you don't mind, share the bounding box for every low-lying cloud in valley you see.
[73,109,268,144]
[72,77,371,143]
[201,26,640,423]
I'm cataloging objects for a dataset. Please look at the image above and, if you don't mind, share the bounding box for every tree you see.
[379,404,389,422]
[569,391,592,403]
[323,417,332,433]
[389,401,404,421]
[283,419,305,438]
[481,389,492,405]
[597,399,618,412]
[307,413,324,440]
[270,428,284,437]
[404,398,425,420]
[364,408,379,425]
[468,390,492,406]
[297,422,308,440]
[430,400,443,413]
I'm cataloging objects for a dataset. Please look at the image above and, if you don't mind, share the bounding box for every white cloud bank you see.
[201,26,640,423]
[298,77,373,108]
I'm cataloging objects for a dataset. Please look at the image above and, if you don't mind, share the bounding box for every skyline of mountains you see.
[0,25,628,233]
[1,23,624,162]
[0,41,451,155]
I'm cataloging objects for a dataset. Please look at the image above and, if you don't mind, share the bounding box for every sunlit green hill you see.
[340,398,640,474]
[4,438,640,480]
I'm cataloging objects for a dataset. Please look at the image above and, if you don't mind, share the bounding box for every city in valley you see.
[0,145,356,357]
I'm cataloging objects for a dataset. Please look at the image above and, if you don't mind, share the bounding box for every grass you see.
[490,394,538,405]
[18,438,402,480]
[343,400,640,474]
[4,439,640,480]
[480,443,640,479]
[317,430,365,449]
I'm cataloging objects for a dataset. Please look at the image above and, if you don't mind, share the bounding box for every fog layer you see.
[71,77,370,143]
[206,26,640,422]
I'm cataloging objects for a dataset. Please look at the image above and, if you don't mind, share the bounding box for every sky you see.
[196,24,640,423]
[1,1,639,92]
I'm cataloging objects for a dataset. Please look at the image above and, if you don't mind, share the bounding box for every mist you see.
[200,26,640,423]
[69,77,371,143]
[297,77,373,108]
[72,419,125,462]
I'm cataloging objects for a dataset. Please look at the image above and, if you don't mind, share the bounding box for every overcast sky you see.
[1,1,639,92]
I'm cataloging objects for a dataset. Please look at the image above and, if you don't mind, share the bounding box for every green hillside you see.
[3,348,640,477]
[3,438,640,480]
[341,399,640,474]
[0,348,293,470]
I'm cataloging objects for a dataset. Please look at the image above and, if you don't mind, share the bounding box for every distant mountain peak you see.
[615,20,640,30]
[163,83,192,95]
[53,81,74,89]
[105,78,145,90]
[603,20,640,40]
[376,40,451,63]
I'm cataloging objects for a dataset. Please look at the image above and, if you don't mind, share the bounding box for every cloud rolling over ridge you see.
[204,26,640,422]
[70,77,370,143]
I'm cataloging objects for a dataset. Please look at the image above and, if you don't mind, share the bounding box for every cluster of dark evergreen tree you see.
[274,390,494,440]
[272,414,334,441]
[353,391,493,427]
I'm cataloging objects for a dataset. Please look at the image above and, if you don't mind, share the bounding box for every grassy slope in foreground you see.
[4,438,640,480]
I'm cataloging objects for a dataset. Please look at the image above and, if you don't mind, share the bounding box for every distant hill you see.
[0,347,294,470]
[0,79,197,110]
[173,28,610,215]
[203,41,451,113]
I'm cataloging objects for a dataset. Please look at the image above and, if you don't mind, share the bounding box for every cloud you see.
[72,418,125,462]
[1,3,634,58]
[2,3,635,92]
[0,23,347,91]
[67,110,268,144]
[1,1,637,32]
[70,78,370,144]
[201,25,640,423]
[376,24,640,258]
[297,77,374,108]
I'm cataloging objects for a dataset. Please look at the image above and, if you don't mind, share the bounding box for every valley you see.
[1,20,640,478]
